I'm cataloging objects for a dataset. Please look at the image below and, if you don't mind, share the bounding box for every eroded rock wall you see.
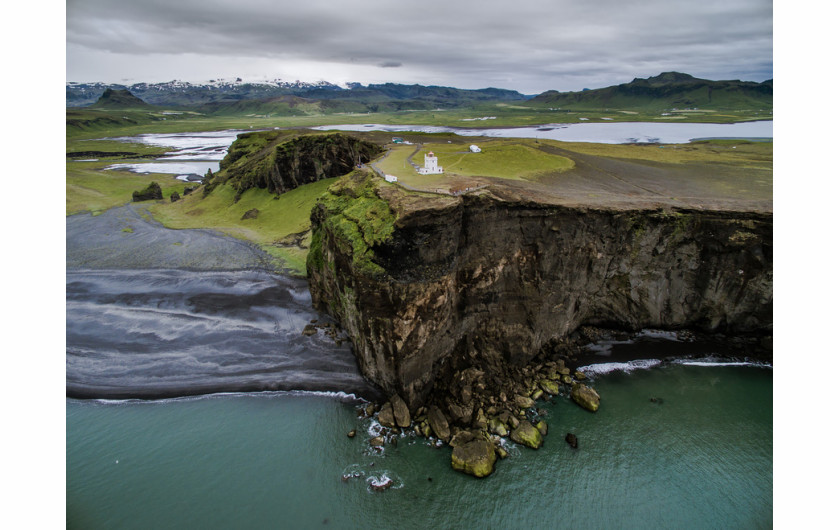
[308,175,772,409]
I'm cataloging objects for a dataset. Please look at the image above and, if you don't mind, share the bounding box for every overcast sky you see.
[66,0,772,94]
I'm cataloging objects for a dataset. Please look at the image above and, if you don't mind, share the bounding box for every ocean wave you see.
[579,359,662,375]
[672,358,772,368]
[77,389,365,406]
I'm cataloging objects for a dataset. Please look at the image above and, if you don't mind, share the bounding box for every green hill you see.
[527,72,772,111]
[90,88,151,109]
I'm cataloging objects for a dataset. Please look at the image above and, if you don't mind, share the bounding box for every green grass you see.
[66,161,186,215]
[409,140,575,181]
[146,178,337,275]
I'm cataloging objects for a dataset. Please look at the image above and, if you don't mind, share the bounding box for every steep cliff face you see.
[307,172,772,409]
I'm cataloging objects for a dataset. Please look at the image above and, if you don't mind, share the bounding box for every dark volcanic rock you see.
[307,173,773,409]
[241,208,259,220]
[427,405,451,441]
[565,433,579,448]
[390,394,411,428]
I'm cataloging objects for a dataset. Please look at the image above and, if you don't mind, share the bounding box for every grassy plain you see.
[146,179,336,274]
[66,108,772,273]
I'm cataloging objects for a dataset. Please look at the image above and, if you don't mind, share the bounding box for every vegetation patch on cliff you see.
[307,170,396,277]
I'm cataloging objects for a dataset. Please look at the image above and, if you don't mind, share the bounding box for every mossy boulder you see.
[511,421,543,449]
[132,181,163,202]
[451,438,497,478]
[488,417,508,437]
[571,383,601,412]
[539,379,560,395]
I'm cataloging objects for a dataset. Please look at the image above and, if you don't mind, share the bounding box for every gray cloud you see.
[66,0,772,93]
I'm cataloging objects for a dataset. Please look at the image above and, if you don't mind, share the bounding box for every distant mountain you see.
[90,88,150,109]
[66,79,530,108]
[527,72,772,110]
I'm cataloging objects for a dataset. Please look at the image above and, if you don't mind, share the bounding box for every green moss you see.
[315,171,396,277]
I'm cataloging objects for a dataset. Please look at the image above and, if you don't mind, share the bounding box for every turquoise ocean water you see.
[67,362,771,529]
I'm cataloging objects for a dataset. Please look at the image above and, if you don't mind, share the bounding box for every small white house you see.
[418,151,443,174]
[385,175,398,183]
[469,145,481,153]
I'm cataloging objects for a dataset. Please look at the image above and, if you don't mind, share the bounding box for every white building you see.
[469,145,481,153]
[418,151,443,174]
[385,175,398,183]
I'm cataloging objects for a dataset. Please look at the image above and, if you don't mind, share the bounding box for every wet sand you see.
[66,205,382,401]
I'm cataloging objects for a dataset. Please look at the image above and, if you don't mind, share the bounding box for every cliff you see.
[307,172,772,410]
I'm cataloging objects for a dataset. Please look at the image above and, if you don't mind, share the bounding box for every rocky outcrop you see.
[208,131,383,200]
[307,172,772,411]
[132,181,163,202]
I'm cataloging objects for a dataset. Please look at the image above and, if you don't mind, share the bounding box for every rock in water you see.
[451,439,497,478]
[390,394,411,428]
[571,383,600,412]
[565,433,579,448]
[426,405,450,441]
[511,422,543,449]
[378,402,396,428]
[536,420,548,437]
[347,430,356,438]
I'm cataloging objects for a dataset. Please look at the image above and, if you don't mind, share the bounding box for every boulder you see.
[539,379,560,395]
[514,395,535,409]
[241,208,259,220]
[369,436,385,447]
[476,408,489,428]
[511,422,543,449]
[488,417,508,437]
[574,371,587,381]
[347,430,356,438]
[390,394,411,428]
[565,432,578,448]
[448,400,474,425]
[427,405,451,441]
[499,410,520,429]
[170,191,181,202]
[536,420,548,437]
[449,430,477,448]
[378,402,396,428]
[571,383,600,412]
[451,439,497,478]
[302,324,318,336]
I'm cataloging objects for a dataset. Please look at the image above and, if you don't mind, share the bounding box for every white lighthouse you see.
[418,151,443,174]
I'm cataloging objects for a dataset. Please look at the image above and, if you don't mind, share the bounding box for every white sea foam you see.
[82,389,364,405]
[579,359,662,375]
[673,358,772,368]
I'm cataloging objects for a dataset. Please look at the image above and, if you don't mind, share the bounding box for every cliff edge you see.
[307,171,772,410]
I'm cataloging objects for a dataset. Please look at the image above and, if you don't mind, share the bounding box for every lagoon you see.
[313,120,773,144]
